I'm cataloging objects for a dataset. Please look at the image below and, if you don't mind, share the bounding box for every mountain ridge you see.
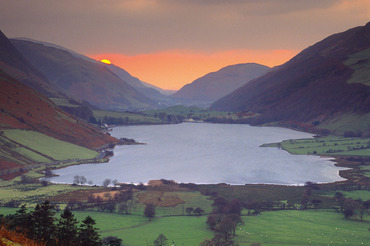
[173,63,270,105]
[11,39,159,110]
[211,22,370,135]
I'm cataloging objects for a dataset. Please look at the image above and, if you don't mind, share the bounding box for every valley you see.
[0,19,369,245]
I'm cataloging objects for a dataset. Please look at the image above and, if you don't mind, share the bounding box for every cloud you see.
[1,0,369,56]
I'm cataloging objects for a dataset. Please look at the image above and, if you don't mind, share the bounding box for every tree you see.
[78,216,102,246]
[153,233,168,246]
[186,207,193,216]
[343,208,354,219]
[56,207,79,246]
[102,236,122,246]
[73,175,81,185]
[194,207,205,216]
[103,179,111,187]
[144,203,156,221]
[215,216,234,241]
[30,201,56,245]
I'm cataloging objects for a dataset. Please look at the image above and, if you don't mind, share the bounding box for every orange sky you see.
[90,49,298,90]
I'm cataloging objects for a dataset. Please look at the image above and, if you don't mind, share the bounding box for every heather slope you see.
[0,69,117,149]
[173,63,270,105]
[211,22,370,135]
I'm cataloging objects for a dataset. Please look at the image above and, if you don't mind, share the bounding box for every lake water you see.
[50,123,346,185]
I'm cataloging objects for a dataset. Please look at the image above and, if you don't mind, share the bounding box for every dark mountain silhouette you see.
[211,22,370,135]
[172,63,270,106]
[11,39,158,110]
[0,31,62,98]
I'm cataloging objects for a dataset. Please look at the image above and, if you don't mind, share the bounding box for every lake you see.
[50,123,346,185]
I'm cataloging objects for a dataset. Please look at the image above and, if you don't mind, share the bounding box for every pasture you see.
[236,210,370,245]
[3,129,98,161]
[262,136,370,156]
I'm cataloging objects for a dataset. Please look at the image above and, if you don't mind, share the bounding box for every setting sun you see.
[100,59,111,65]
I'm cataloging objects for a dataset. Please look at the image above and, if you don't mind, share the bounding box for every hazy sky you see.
[1,0,369,90]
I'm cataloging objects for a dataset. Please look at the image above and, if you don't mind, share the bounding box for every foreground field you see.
[236,210,370,245]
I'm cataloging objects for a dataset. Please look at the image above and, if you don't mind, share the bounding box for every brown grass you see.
[0,226,45,246]
[136,190,184,207]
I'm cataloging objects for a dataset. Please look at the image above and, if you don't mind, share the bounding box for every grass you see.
[236,210,370,245]
[315,190,370,201]
[344,48,370,86]
[93,110,162,124]
[3,129,98,161]
[0,181,94,204]
[134,190,213,216]
[0,207,212,246]
[99,215,212,246]
[262,136,370,157]
[144,105,234,120]
[318,113,370,136]
[49,98,79,107]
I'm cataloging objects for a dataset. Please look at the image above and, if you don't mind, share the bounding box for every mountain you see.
[0,68,117,149]
[11,39,158,111]
[104,64,175,107]
[172,63,270,105]
[0,31,62,98]
[211,22,370,135]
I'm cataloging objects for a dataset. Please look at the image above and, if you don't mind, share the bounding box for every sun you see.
[100,59,111,65]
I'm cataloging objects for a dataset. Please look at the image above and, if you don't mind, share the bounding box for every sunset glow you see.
[100,59,111,65]
[91,49,298,90]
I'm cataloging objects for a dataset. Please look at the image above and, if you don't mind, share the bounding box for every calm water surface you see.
[50,123,345,185]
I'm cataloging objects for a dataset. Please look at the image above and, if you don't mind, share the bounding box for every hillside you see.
[172,63,270,105]
[211,22,370,135]
[11,39,158,111]
[0,69,117,149]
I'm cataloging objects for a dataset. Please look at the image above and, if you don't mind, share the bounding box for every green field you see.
[262,136,370,156]
[144,105,234,120]
[99,215,212,246]
[236,210,369,245]
[0,181,95,204]
[93,110,162,124]
[1,207,368,246]
[3,129,98,161]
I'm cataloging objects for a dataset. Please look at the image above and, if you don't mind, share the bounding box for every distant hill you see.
[172,63,270,105]
[11,39,158,111]
[105,64,175,107]
[211,23,370,135]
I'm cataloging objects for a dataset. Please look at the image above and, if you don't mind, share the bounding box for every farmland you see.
[262,136,370,156]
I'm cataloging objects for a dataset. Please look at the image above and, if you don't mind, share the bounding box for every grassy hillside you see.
[344,48,370,86]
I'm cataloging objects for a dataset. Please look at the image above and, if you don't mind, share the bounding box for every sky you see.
[1,0,369,90]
